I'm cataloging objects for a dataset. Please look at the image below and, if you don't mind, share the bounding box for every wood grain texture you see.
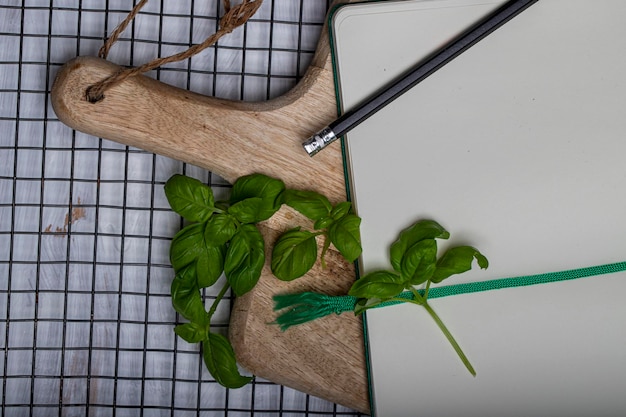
[231,207,367,412]
[50,1,370,414]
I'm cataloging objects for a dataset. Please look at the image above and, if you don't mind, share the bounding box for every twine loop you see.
[86,0,263,103]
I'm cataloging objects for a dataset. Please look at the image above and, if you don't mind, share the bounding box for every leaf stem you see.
[214,201,229,212]
[319,234,331,269]
[423,280,432,300]
[422,301,476,376]
[409,287,426,305]
[207,281,231,321]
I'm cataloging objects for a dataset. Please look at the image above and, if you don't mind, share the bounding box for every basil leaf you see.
[400,239,437,286]
[271,228,318,281]
[203,332,253,389]
[174,322,208,344]
[170,223,224,288]
[328,214,362,262]
[348,270,405,299]
[164,174,215,222]
[228,197,264,224]
[313,216,334,230]
[204,213,238,246]
[224,224,265,296]
[170,223,205,271]
[330,201,352,220]
[196,243,226,288]
[230,174,285,203]
[281,189,332,221]
[431,246,489,283]
[229,174,285,221]
[390,219,450,272]
[170,264,207,324]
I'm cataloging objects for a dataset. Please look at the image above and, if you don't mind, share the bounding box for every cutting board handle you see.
[50,9,345,200]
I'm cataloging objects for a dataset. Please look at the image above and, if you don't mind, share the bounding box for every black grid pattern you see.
[0,1,366,416]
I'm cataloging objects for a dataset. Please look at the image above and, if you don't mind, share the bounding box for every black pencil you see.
[303,0,539,156]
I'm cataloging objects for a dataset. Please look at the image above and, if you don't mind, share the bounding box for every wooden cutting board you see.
[50,1,370,414]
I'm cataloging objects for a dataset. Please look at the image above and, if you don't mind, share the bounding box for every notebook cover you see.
[330,1,626,415]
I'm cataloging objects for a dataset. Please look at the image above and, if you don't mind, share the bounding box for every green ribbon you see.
[273,261,626,331]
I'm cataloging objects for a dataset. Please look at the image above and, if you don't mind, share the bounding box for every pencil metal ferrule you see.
[302,127,337,156]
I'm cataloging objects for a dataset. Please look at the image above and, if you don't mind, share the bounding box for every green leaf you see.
[170,264,207,325]
[313,216,334,230]
[224,224,265,296]
[174,322,208,344]
[431,246,489,283]
[203,332,253,389]
[170,223,225,288]
[271,228,318,281]
[164,174,215,222]
[204,213,237,246]
[281,189,332,221]
[348,270,405,299]
[400,239,438,286]
[328,214,362,262]
[170,223,205,271]
[195,244,226,288]
[228,197,265,224]
[330,201,352,220]
[390,220,450,272]
[229,174,285,221]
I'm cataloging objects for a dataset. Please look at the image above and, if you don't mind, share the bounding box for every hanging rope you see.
[86,0,263,103]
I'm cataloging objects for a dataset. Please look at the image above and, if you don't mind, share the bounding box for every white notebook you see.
[330,1,626,416]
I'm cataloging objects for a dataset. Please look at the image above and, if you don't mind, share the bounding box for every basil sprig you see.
[271,189,362,280]
[349,219,488,376]
[164,173,362,388]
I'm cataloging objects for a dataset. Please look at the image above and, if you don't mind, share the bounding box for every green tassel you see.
[272,292,357,331]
